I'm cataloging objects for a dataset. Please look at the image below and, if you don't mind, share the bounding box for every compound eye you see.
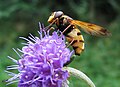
[55,11,63,18]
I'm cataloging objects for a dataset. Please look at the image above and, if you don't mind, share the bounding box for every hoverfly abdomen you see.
[66,27,84,55]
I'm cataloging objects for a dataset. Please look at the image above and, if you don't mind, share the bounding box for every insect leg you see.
[62,24,72,34]
[65,37,74,48]
[46,18,59,30]
[49,27,55,31]
[59,24,72,37]
[64,37,76,66]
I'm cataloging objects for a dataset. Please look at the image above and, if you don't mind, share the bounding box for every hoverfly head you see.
[48,11,63,23]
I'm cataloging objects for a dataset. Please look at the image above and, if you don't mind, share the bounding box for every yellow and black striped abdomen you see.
[66,27,84,55]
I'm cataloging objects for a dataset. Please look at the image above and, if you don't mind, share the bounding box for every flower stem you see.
[63,67,96,87]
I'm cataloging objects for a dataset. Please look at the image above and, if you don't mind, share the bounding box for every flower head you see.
[6,23,73,87]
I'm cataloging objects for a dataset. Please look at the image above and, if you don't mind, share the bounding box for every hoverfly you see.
[47,11,111,55]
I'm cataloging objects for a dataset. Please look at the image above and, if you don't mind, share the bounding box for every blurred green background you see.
[0,0,120,87]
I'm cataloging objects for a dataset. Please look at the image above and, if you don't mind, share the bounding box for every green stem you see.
[63,67,96,87]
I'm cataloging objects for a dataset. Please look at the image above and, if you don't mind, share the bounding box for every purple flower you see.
[6,24,73,87]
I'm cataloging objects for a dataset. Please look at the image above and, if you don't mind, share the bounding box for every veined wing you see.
[69,20,111,36]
